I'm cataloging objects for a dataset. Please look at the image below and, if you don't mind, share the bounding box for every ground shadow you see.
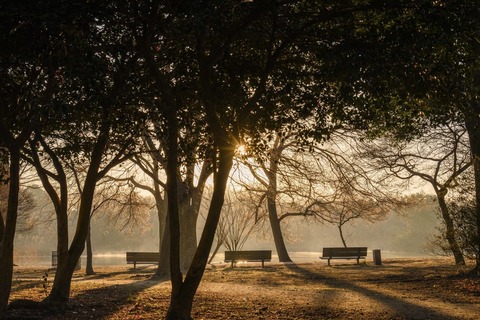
[8,270,168,319]
[283,262,462,319]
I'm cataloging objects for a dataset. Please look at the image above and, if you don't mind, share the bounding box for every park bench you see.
[320,247,367,266]
[224,250,272,268]
[126,252,159,270]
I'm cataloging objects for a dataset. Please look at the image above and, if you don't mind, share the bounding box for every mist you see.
[13,186,441,266]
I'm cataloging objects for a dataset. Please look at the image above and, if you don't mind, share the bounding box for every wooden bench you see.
[320,247,367,266]
[126,252,159,269]
[224,250,272,268]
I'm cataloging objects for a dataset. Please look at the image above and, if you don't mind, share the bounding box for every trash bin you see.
[51,251,58,267]
[373,249,382,265]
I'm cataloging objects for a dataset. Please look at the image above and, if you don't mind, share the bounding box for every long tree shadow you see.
[283,262,464,319]
[8,273,169,319]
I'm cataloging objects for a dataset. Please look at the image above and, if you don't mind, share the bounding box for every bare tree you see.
[1,188,37,237]
[69,168,153,275]
[234,130,403,254]
[207,189,263,264]
[356,124,471,265]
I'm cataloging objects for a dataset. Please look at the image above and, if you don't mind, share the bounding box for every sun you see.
[236,144,247,156]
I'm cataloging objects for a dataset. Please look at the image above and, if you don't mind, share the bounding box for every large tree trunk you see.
[166,148,234,320]
[436,191,465,265]
[0,149,20,318]
[180,202,198,272]
[473,152,480,273]
[267,196,292,262]
[32,142,71,307]
[464,109,480,273]
[46,254,76,307]
[265,143,292,263]
[154,190,170,278]
[155,212,171,278]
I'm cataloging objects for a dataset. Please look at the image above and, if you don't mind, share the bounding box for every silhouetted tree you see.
[356,125,471,264]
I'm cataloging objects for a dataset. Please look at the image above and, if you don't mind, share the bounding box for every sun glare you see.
[236,144,247,156]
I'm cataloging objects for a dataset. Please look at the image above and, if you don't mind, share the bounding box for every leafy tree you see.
[0,0,63,314]
[18,1,146,307]
[323,1,480,271]
[134,1,438,318]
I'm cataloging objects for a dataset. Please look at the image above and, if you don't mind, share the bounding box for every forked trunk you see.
[47,130,107,306]
[166,148,234,320]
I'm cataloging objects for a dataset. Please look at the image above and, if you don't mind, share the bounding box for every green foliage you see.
[320,0,480,139]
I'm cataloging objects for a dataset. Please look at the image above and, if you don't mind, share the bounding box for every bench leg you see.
[134,262,137,270]
[328,258,331,266]
[261,260,264,268]
[357,257,359,265]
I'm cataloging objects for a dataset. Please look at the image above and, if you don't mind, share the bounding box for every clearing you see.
[8,257,480,319]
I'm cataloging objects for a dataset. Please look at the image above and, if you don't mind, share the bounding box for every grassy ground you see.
[8,257,480,319]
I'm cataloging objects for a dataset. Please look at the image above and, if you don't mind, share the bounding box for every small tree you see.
[208,190,263,264]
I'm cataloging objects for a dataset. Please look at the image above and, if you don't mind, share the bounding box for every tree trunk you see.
[464,109,480,273]
[0,211,4,247]
[155,212,171,278]
[46,254,76,308]
[180,201,198,272]
[166,148,234,320]
[85,224,95,275]
[436,192,465,265]
[265,143,292,263]
[338,225,348,247]
[47,130,108,306]
[207,239,223,265]
[153,185,170,278]
[267,196,292,262]
[0,149,20,317]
